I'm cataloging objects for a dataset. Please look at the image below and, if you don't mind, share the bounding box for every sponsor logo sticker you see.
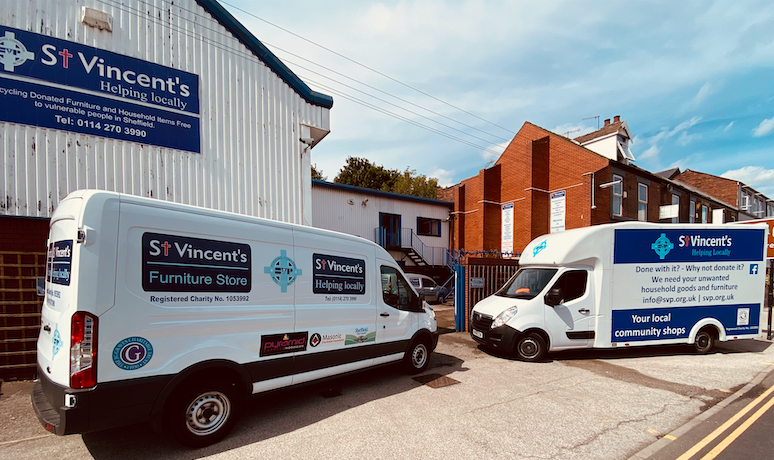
[345,327,376,345]
[260,332,308,357]
[310,333,321,347]
[651,233,674,260]
[112,337,153,370]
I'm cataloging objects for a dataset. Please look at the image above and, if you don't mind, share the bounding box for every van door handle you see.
[579,309,590,314]
[43,324,51,333]
[380,313,390,317]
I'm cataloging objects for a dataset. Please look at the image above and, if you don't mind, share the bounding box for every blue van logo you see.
[264,250,302,293]
[651,233,674,260]
[533,241,547,257]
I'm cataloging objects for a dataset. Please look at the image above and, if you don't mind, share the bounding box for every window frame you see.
[637,183,648,221]
[416,217,442,237]
[611,174,623,217]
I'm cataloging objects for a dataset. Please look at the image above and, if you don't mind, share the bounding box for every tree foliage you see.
[311,164,326,181]
[333,157,438,199]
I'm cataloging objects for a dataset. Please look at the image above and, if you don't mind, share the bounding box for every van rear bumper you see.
[32,366,171,435]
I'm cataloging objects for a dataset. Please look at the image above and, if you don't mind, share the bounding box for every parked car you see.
[406,273,448,304]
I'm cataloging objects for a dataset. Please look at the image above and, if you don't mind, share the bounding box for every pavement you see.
[2,309,774,459]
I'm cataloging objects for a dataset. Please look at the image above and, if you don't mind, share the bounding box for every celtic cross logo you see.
[264,250,302,292]
[533,240,547,257]
[0,31,35,72]
[651,233,674,260]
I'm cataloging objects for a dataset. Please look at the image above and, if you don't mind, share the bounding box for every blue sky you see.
[222,0,774,195]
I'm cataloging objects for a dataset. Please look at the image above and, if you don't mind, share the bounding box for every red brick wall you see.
[675,170,739,207]
[0,216,50,380]
[0,216,50,252]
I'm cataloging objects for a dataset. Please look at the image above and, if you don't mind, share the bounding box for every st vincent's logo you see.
[0,31,35,72]
[264,250,302,292]
[651,233,674,260]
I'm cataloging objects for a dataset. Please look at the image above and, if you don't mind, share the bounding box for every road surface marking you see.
[676,383,774,460]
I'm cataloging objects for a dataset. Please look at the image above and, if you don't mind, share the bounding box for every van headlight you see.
[491,306,518,329]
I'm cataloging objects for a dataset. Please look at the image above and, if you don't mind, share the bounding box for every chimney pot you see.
[604,118,611,126]
[614,115,620,123]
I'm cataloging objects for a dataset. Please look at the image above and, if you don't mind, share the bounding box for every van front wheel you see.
[166,380,241,448]
[404,338,430,374]
[515,332,547,362]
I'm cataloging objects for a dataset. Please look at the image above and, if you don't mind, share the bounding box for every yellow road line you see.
[676,384,774,460]
[700,392,774,460]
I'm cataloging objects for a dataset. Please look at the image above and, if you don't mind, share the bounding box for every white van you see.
[471,222,767,361]
[33,190,437,447]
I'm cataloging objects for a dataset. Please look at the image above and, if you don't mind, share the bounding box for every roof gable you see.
[196,0,333,108]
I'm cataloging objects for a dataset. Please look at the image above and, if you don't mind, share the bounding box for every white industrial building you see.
[0,0,332,379]
[312,180,453,270]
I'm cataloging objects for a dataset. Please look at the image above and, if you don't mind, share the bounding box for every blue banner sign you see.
[0,26,200,152]
[611,304,760,342]
[614,228,765,264]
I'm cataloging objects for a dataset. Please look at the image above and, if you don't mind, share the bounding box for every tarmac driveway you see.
[2,331,773,460]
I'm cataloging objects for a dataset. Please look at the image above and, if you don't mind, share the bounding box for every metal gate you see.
[0,251,45,381]
[454,258,519,332]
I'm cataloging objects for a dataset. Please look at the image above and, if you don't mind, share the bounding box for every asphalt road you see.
[2,328,774,460]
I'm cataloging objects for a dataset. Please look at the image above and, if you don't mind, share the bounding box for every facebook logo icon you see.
[750,264,759,275]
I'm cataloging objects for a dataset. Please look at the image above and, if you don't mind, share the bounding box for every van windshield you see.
[495,268,558,299]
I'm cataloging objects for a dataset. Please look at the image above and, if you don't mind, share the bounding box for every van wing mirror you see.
[544,288,563,307]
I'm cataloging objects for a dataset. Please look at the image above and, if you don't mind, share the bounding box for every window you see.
[549,270,588,304]
[638,183,648,221]
[496,268,558,299]
[612,174,623,217]
[701,205,709,223]
[417,217,441,237]
[671,194,680,223]
[380,266,420,311]
[690,200,696,223]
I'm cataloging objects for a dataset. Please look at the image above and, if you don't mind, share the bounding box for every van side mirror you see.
[544,288,563,307]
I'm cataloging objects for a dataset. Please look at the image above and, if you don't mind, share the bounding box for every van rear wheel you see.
[166,379,241,448]
[694,328,716,354]
[404,338,430,374]
[515,332,547,362]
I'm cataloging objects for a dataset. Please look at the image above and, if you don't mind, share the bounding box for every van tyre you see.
[694,328,716,354]
[166,379,241,448]
[404,338,430,374]
[515,332,547,362]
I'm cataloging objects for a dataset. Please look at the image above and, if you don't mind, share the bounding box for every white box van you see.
[471,222,767,361]
[33,190,437,447]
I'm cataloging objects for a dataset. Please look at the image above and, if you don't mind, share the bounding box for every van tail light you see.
[70,312,97,389]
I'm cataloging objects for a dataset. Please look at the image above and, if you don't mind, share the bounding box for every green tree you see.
[334,157,439,199]
[334,157,397,191]
[311,164,326,181]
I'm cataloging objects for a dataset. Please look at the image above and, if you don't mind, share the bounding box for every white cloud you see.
[721,166,774,195]
[639,144,660,160]
[723,121,735,132]
[670,116,703,137]
[752,117,774,137]
[429,167,456,188]
[676,131,702,146]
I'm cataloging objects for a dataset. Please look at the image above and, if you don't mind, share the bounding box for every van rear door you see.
[37,197,82,387]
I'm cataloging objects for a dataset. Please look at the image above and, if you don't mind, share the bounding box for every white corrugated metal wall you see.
[0,0,330,224]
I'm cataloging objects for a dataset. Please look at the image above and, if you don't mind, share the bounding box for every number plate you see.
[472,329,483,339]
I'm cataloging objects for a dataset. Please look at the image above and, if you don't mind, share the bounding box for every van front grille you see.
[471,311,493,330]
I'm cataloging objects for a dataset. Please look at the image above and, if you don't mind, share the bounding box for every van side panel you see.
[292,230,378,381]
[101,199,296,384]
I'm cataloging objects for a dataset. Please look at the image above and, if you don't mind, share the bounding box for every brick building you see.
[661,169,774,220]
[439,117,740,256]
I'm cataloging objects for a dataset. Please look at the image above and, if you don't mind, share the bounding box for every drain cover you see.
[412,373,460,389]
